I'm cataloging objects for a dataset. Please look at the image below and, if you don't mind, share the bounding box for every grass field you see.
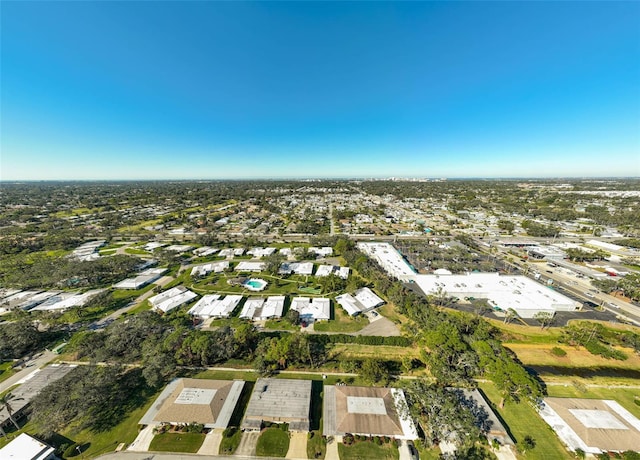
[255,427,290,457]
[329,343,420,360]
[149,432,205,453]
[338,440,399,460]
[477,382,572,460]
[505,343,640,371]
[0,361,15,384]
[314,307,368,333]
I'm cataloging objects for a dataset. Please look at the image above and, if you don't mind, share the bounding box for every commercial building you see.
[539,398,640,454]
[357,242,416,281]
[289,297,331,322]
[188,294,242,319]
[242,378,312,431]
[413,273,579,319]
[0,433,56,460]
[149,286,198,313]
[323,385,418,440]
[139,378,244,429]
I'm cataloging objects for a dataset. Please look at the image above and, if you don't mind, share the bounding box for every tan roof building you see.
[323,385,418,440]
[242,378,312,432]
[539,397,640,454]
[140,378,244,429]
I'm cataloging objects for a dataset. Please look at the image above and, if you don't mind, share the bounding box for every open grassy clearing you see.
[338,440,399,460]
[505,343,640,370]
[149,432,205,453]
[0,361,15,384]
[488,319,565,344]
[329,343,420,360]
[477,382,572,460]
[546,385,640,418]
[313,307,368,333]
[265,319,299,331]
[99,249,117,255]
[124,247,150,255]
[255,427,290,457]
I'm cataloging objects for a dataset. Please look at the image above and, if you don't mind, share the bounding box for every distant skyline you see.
[2,1,639,180]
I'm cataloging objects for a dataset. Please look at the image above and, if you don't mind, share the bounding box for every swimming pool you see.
[244,278,268,291]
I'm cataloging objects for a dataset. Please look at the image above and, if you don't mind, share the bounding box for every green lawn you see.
[112,284,155,300]
[149,432,205,453]
[338,440,399,460]
[546,384,640,418]
[477,382,572,460]
[307,431,326,459]
[60,389,162,458]
[219,427,242,454]
[265,319,299,331]
[124,247,151,255]
[255,427,290,457]
[0,362,15,384]
[98,249,117,255]
[313,306,368,333]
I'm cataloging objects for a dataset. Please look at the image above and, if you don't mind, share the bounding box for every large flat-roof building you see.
[114,267,167,290]
[357,242,416,281]
[242,378,312,432]
[323,385,418,440]
[539,397,640,454]
[413,273,579,319]
[139,378,244,429]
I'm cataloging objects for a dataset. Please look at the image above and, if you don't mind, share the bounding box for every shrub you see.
[551,346,567,357]
[63,443,79,458]
[374,436,382,445]
[343,433,354,446]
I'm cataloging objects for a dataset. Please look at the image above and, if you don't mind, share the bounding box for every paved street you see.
[0,350,56,394]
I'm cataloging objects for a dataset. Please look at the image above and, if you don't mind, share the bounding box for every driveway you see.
[357,317,400,336]
[286,432,308,459]
[198,428,223,455]
[325,435,341,460]
[127,425,155,452]
[235,431,260,456]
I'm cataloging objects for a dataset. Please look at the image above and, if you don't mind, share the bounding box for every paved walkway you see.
[235,431,260,457]
[494,445,518,460]
[324,435,341,460]
[398,440,413,460]
[285,432,308,459]
[197,429,223,455]
[127,425,155,452]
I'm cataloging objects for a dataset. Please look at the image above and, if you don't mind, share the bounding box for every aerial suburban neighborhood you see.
[0,179,639,460]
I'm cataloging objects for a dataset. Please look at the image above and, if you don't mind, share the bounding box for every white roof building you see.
[335,293,363,316]
[145,242,167,251]
[0,433,56,460]
[279,262,314,276]
[191,261,229,277]
[354,287,385,310]
[315,265,350,279]
[149,286,198,313]
[248,247,277,258]
[193,246,219,257]
[309,246,333,257]
[357,242,416,281]
[31,290,102,311]
[165,244,193,253]
[114,267,167,290]
[235,261,265,272]
[239,296,285,320]
[188,294,242,318]
[290,297,331,321]
[413,273,580,318]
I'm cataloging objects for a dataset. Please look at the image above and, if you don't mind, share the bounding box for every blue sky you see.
[2,1,639,180]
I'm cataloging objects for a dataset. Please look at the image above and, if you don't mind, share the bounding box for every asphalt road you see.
[0,350,57,394]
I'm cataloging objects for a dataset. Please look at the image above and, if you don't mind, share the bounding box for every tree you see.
[497,219,515,234]
[359,359,391,385]
[533,312,554,330]
[519,435,536,453]
[264,252,285,276]
[0,393,23,431]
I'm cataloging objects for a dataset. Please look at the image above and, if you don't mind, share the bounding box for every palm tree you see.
[0,393,23,431]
